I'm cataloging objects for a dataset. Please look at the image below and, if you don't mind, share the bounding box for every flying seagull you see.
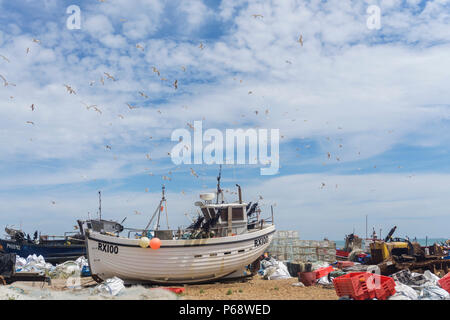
[64,84,76,94]
[0,74,16,86]
[0,55,10,63]
[152,67,160,77]
[104,72,116,81]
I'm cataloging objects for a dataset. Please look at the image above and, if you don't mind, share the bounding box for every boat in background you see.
[0,192,125,264]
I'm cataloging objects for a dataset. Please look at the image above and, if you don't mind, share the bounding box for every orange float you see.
[150,237,161,250]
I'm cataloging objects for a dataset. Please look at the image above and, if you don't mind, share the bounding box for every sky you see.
[0,0,449,240]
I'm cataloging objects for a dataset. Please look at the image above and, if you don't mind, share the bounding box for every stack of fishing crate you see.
[267,231,336,263]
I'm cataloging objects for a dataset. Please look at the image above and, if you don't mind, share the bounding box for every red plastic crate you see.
[333,272,375,300]
[372,275,396,300]
[438,272,450,293]
[337,261,355,269]
[333,272,396,300]
[314,266,334,279]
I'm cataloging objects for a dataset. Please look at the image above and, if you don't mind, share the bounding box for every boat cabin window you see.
[220,207,245,221]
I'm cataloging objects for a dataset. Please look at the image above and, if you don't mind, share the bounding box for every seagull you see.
[92,106,102,114]
[252,14,263,18]
[64,84,76,94]
[100,76,105,85]
[136,44,145,51]
[298,35,303,46]
[118,114,124,119]
[81,101,95,109]
[127,103,138,110]
[199,42,204,50]
[146,154,151,160]
[32,38,41,44]
[139,91,148,98]
[30,104,35,111]
[0,74,16,87]
[105,145,112,150]
[173,79,178,90]
[190,168,199,178]
[104,72,116,81]
[181,66,186,72]
[89,81,95,86]
[26,48,30,54]
[26,121,34,125]
[160,77,168,81]
[0,55,10,63]
[152,67,160,77]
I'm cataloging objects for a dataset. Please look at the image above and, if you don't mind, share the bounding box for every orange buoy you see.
[150,237,161,250]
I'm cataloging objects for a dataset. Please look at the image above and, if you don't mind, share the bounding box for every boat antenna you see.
[144,185,167,233]
[162,184,169,229]
[216,164,223,204]
[98,191,102,220]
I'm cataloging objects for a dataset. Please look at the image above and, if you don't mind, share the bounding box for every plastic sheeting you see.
[260,257,292,280]
[388,271,450,300]
[15,254,54,274]
[419,284,450,300]
[94,277,125,296]
[15,255,92,279]
[388,282,419,300]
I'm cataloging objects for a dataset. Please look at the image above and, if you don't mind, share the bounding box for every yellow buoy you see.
[139,237,150,248]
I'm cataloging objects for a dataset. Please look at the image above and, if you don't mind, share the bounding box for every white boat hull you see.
[86,225,276,284]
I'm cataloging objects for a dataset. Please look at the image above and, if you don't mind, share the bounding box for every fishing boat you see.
[0,226,86,264]
[85,169,276,284]
[0,192,125,264]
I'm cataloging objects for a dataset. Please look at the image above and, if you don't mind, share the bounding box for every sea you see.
[333,238,448,249]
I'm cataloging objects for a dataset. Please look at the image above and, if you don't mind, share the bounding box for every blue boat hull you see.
[0,238,85,264]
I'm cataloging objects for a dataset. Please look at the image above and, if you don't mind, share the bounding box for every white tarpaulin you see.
[94,277,125,296]
[388,282,419,300]
[16,254,54,274]
[263,261,292,280]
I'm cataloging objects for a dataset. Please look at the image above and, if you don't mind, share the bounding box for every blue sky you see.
[0,0,450,240]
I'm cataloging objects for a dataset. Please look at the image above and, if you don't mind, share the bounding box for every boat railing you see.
[122,217,274,240]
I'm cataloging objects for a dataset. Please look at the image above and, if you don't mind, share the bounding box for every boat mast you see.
[216,165,223,204]
[161,185,169,230]
[99,191,102,220]
[144,185,167,233]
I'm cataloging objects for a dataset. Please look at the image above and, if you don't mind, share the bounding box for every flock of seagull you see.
[0,8,404,216]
